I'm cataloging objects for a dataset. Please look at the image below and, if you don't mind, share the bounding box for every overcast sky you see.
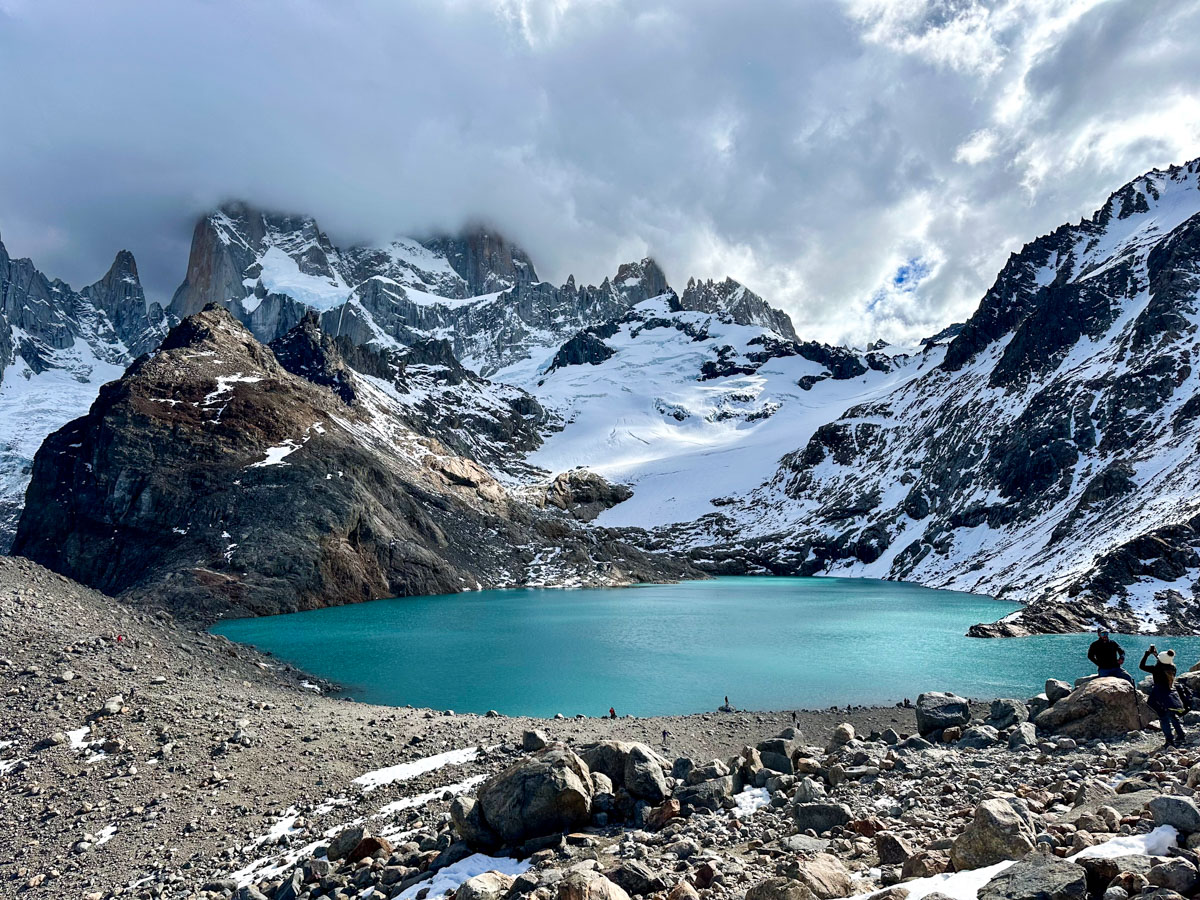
[1,0,1198,345]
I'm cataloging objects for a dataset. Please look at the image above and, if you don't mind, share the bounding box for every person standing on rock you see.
[1088,629,1135,685]
[1141,645,1186,747]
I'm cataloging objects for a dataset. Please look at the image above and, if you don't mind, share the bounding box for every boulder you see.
[623,744,669,803]
[579,741,632,784]
[685,760,730,785]
[1149,795,1200,835]
[327,824,369,861]
[666,882,700,900]
[781,854,853,900]
[1046,679,1072,705]
[876,832,915,866]
[902,851,949,879]
[457,872,516,900]
[792,802,852,835]
[950,798,1036,870]
[916,692,971,736]
[347,836,392,862]
[675,776,735,812]
[761,751,794,774]
[1076,855,1156,896]
[827,723,855,750]
[1148,859,1198,894]
[1028,694,1050,720]
[987,699,1029,730]
[1035,679,1150,739]
[958,725,1000,749]
[476,746,593,845]
[644,798,680,830]
[522,730,549,752]
[758,736,799,757]
[1073,780,1118,808]
[739,746,765,782]
[1008,722,1038,750]
[558,872,631,900]
[605,861,667,897]
[451,796,500,849]
[978,851,1087,900]
[745,877,818,900]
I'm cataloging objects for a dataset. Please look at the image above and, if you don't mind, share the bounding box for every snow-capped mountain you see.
[12,306,692,615]
[7,158,1200,634]
[167,202,793,376]
[0,236,166,544]
[653,159,1200,635]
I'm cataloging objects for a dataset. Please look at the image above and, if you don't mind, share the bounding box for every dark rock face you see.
[10,307,695,617]
[423,227,539,296]
[548,332,615,371]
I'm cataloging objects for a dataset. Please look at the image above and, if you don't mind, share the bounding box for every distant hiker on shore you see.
[1141,645,1187,747]
[609,707,616,720]
[1088,628,1135,685]
[661,728,670,748]
[791,711,797,725]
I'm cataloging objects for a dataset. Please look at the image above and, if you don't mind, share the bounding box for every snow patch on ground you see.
[731,786,771,818]
[394,853,531,900]
[353,746,482,792]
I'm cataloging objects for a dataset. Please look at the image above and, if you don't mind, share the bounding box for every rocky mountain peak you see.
[674,276,798,340]
[613,257,670,299]
[942,157,1200,375]
[422,226,538,296]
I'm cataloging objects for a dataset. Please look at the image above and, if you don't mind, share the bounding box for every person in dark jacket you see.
[1088,629,1135,685]
[1141,646,1186,747]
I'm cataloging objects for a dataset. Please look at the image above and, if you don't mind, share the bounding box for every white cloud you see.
[0,0,1196,347]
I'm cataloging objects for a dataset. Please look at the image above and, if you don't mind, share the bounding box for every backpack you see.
[1176,679,1194,711]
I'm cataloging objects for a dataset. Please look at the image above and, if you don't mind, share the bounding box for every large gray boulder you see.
[581,740,669,802]
[987,699,1029,730]
[978,851,1087,900]
[458,872,517,900]
[1008,722,1038,750]
[950,798,1036,870]
[1046,679,1072,705]
[675,776,735,812]
[792,802,852,835]
[624,744,669,803]
[1149,795,1200,835]
[450,795,499,849]
[958,725,1001,749]
[1035,679,1151,739]
[916,692,971,736]
[746,878,818,900]
[473,746,594,845]
[780,854,854,899]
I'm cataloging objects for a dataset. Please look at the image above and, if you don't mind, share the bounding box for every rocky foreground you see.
[5,556,1200,900]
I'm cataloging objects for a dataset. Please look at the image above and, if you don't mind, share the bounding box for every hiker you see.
[608,706,616,720]
[791,710,797,726]
[661,728,670,748]
[1141,645,1186,747]
[1088,628,1135,685]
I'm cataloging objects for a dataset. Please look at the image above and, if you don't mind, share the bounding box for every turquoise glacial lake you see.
[211,576,1200,717]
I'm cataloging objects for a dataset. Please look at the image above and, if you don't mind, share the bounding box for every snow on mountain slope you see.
[494,295,920,528]
[654,159,1200,635]
[0,237,165,545]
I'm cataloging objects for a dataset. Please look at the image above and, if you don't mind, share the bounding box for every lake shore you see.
[3,554,1188,900]
[0,556,1001,895]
